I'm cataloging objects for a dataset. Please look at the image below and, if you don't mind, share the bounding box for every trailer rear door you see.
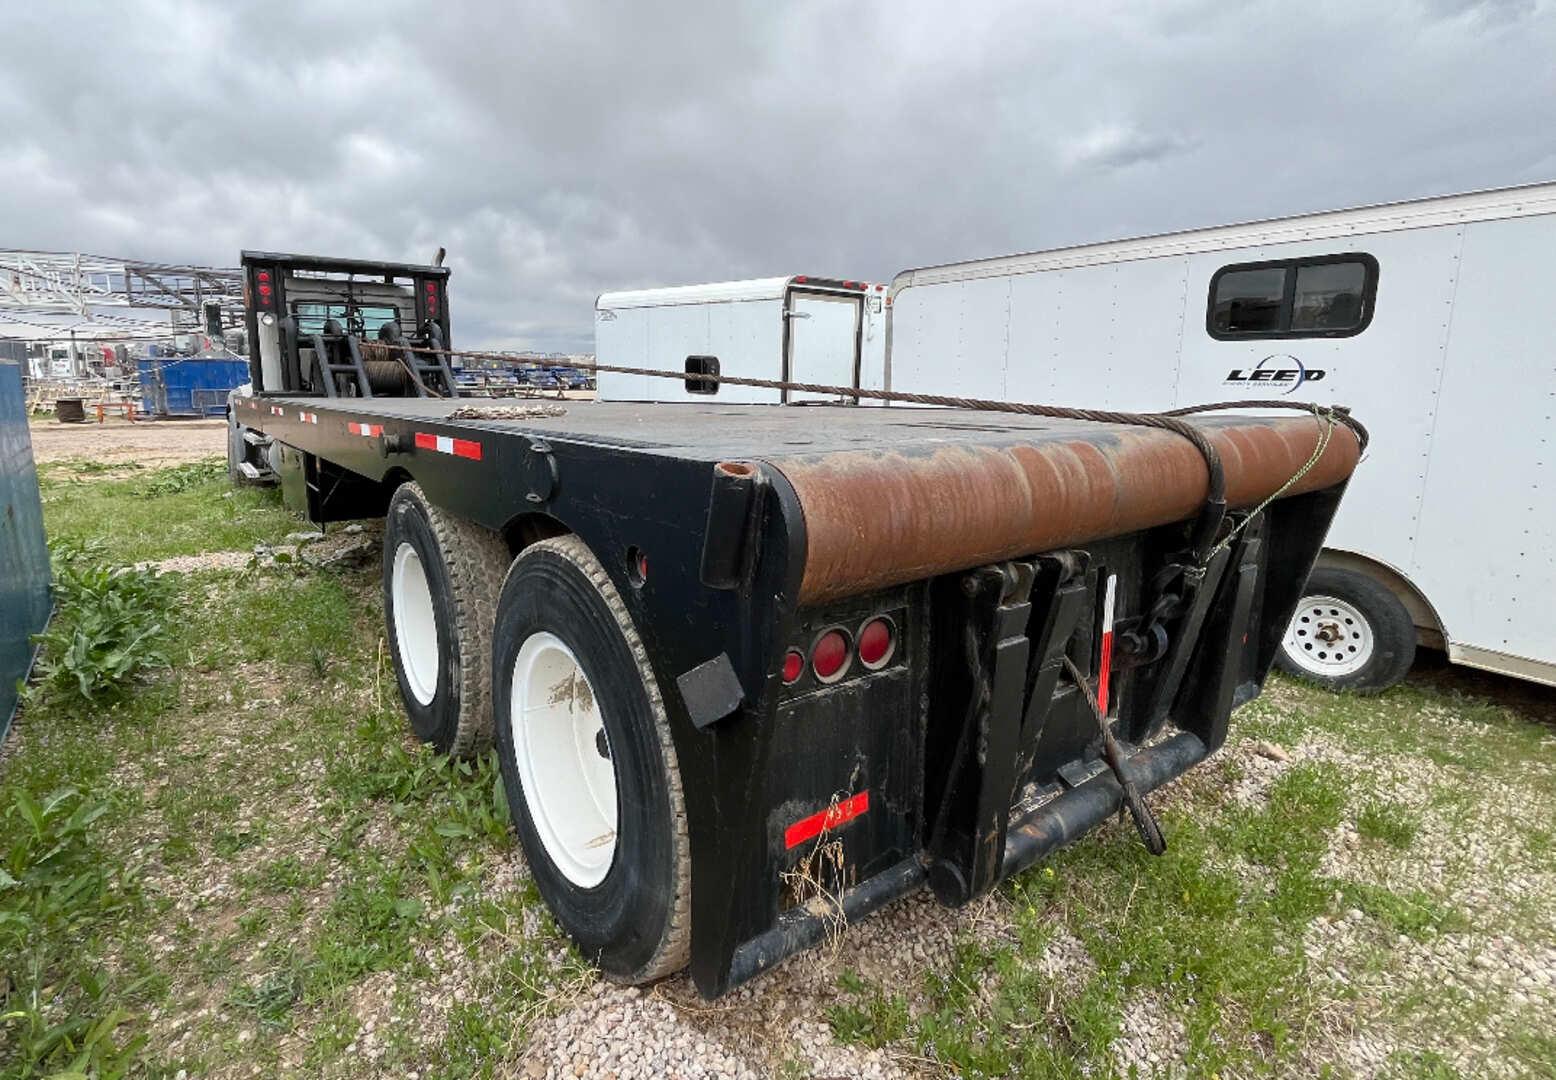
[785,290,860,402]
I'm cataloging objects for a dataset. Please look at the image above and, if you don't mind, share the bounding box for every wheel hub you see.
[391,542,440,706]
[510,631,619,888]
[1282,594,1375,678]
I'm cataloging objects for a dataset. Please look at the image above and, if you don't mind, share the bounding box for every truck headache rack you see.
[241,250,461,400]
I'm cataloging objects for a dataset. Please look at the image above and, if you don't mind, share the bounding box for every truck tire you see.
[491,535,691,983]
[383,482,512,757]
[1276,567,1415,693]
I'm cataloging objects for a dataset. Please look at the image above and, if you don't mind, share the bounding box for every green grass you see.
[37,456,295,562]
[1356,799,1420,849]
[3,469,569,1078]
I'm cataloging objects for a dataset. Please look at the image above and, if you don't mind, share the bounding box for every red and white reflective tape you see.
[413,431,482,461]
[784,790,869,849]
[298,411,318,425]
[348,422,383,438]
[269,405,285,417]
[1097,573,1117,717]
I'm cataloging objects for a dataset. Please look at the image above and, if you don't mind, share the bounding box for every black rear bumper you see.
[721,730,1208,993]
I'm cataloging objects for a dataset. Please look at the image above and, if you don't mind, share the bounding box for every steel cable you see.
[388,341,1368,563]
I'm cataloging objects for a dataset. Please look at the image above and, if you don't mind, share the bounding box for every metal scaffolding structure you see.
[0,249,245,341]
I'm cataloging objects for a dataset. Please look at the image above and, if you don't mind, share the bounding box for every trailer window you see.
[1290,261,1368,331]
[1209,267,1285,335]
[685,355,719,394]
[1207,253,1376,340]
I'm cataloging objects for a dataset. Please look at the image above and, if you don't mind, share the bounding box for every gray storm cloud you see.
[2,0,1553,351]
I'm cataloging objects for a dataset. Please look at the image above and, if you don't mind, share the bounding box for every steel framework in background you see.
[0,249,245,341]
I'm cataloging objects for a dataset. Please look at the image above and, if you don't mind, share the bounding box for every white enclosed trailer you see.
[887,181,1556,690]
[595,276,888,404]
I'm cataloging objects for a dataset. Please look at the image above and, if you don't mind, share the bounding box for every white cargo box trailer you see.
[594,276,888,404]
[886,181,1556,690]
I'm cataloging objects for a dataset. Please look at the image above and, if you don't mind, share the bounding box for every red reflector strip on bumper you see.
[1097,573,1117,717]
[299,411,318,424]
[348,422,383,437]
[784,790,869,849]
[414,432,482,460]
[269,406,284,416]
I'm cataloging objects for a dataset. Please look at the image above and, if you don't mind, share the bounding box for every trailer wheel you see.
[1276,567,1415,693]
[492,536,691,983]
[383,482,512,756]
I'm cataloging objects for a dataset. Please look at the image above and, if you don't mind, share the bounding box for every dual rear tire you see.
[384,483,512,756]
[381,492,689,982]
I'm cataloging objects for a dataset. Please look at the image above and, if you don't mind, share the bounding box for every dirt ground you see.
[29,415,228,466]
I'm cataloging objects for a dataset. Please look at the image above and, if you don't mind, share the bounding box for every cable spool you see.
[55,397,86,423]
[362,360,414,395]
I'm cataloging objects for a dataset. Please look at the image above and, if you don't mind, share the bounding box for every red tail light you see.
[811,629,850,682]
[857,617,895,669]
[782,649,804,684]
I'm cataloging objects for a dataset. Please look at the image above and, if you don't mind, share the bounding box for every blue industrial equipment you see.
[138,357,250,418]
[0,356,51,737]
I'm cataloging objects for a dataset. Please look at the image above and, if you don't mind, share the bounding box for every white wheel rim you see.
[510,631,618,888]
[391,542,440,706]
[1283,593,1376,678]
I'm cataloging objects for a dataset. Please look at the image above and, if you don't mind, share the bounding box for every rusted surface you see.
[776,415,1360,605]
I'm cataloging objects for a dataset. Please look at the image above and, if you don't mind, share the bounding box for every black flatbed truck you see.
[232,251,1362,997]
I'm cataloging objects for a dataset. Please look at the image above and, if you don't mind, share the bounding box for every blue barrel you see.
[0,357,51,737]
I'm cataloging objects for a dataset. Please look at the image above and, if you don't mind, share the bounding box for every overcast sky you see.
[3,0,1553,352]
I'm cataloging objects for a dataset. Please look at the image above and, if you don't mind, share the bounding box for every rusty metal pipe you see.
[774,415,1360,605]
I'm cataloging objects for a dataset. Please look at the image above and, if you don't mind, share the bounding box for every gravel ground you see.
[28,415,228,465]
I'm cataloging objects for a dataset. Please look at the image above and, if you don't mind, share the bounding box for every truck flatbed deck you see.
[254,394,1322,460]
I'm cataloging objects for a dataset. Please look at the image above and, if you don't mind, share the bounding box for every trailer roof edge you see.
[890,179,1556,293]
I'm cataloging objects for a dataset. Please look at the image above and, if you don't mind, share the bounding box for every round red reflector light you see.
[811,629,850,682]
[257,270,270,284]
[782,649,804,684]
[858,618,894,669]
